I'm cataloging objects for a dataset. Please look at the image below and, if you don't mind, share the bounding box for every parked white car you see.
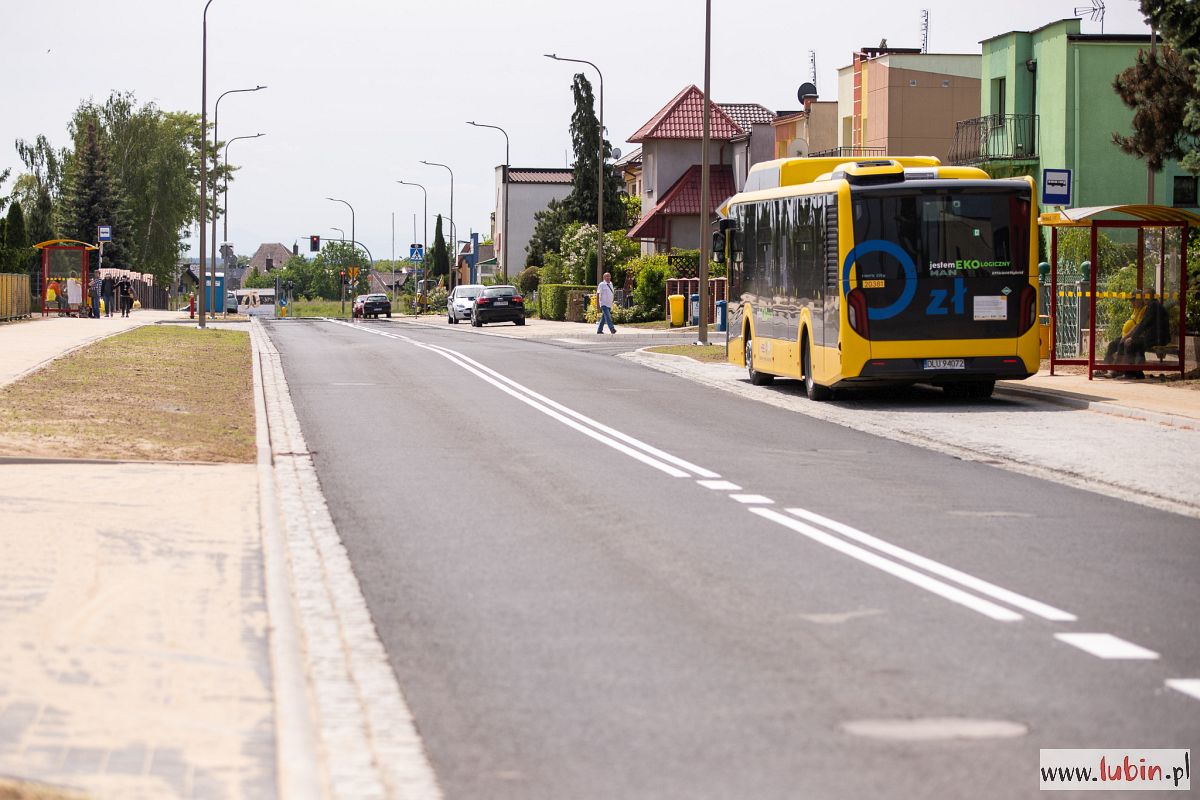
[447,284,485,324]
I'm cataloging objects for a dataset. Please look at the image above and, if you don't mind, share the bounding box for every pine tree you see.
[58,120,130,272]
[430,214,449,279]
[1140,0,1200,172]
[565,74,625,227]
[1,201,31,274]
[1113,46,1195,171]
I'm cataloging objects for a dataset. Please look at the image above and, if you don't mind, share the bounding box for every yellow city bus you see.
[717,156,1040,400]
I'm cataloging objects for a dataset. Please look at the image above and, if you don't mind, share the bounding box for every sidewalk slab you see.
[0,461,275,799]
[998,371,1200,425]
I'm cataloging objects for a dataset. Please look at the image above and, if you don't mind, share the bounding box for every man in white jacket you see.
[595,272,616,334]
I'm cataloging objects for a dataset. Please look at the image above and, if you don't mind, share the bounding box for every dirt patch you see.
[0,326,254,462]
[645,344,729,363]
[0,778,89,800]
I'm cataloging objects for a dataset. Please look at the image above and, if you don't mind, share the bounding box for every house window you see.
[1173,175,1198,207]
[993,77,1006,117]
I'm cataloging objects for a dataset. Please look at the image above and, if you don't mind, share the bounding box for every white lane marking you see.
[1054,633,1160,660]
[331,382,376,386]
[329,320,690,478]
[329,319,719,479]
[785,507,1077,623]
[1165,679,1200,701]
[749,508,1023,622]
[415,338,721,479]
[730,494,774,504]
[698,479,742,491]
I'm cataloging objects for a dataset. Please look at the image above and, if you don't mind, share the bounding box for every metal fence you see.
[809,146,887,159]
[0,273,32,321]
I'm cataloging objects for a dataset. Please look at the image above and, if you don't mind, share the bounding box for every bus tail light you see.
[847,289,869,337]
[1018,285,1036,333]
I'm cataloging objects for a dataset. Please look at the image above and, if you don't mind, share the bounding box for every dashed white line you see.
[730,494,774,504]
[697,479,741,491]
[1054,633,1160,660]
[749,507,1024,622]
[1165,679,1200,701]
[785,507,1077,622]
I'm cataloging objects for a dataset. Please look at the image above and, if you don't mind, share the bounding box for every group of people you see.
[76,273,136,318]
[1097,291,1171,379]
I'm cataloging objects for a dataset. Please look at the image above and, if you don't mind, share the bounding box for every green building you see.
[950,18,1198,211]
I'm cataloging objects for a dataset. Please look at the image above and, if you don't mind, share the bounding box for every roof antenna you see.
[1074,0,1106,33]
[808,50,817,90]
[921,9,930,53]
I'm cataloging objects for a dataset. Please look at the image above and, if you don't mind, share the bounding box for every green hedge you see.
[539,283,592,320]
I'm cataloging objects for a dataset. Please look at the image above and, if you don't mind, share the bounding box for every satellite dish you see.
[612,147,622,161]
[797,82,818,103]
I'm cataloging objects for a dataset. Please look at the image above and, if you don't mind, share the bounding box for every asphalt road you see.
[266,317,1199,800]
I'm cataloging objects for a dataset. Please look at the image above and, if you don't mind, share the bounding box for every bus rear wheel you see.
[802,338,832,401]
[745,336,773,386]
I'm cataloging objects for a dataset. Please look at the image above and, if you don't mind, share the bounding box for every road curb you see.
[994,383,1198,430]
[251,318,443,800]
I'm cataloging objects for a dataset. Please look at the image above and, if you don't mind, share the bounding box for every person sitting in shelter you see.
[46,278,65,312]
[1098,291,1170,379]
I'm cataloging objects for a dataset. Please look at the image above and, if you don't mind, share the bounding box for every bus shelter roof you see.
[1038,204,1200,228]
[33,238,100,250]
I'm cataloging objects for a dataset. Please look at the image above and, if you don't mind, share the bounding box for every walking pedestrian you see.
[595,271,617,335]
[116,274,134,318]
[100,274,115,317]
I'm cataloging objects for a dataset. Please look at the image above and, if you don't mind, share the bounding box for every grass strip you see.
[644,344,728,363]
[0,326,254,463]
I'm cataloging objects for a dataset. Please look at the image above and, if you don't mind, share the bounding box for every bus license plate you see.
[925,358,965,370]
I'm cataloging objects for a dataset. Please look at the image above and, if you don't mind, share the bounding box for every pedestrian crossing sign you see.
[409,243,424,261]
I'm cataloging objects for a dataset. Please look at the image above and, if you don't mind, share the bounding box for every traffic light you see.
[309,235,320,252]
[339,270,347,286]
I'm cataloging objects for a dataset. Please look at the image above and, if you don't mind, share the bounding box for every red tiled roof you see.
[628,86,744,142]
[627,165,735,239]
[508,168,573,184]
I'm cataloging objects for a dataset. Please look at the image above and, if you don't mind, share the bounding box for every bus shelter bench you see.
[1151,345,1179,362]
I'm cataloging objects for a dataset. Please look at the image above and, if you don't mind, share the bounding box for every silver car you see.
[447,284,485,324]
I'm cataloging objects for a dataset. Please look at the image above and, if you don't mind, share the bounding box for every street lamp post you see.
[328,197,355,317]
[198,0,216,329]
[467,121,510,281]
[545,53,606,285]
[330,227,345,242]
[222,133,265,260]
[211,85,265,287]
[697,0,712,345]
[420,161,454,289]
[396,180,428,260]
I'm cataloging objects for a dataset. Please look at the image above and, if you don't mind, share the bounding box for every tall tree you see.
[1112,45,1196,171]
[13,135,65,245]
[58,120,130,271]
[1140,0,1200,172]
[565,74,625,227]
[430,214,449,279]
[0,200,31,273]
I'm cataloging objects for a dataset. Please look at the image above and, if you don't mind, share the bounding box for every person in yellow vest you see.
[1097,291,1170,378]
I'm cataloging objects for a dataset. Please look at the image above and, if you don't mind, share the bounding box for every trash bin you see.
[668,294,685,327]
[691,293,699,326]
[716,299,727,332]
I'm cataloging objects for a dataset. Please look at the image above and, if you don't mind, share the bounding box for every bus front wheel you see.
[745,336,774,386]
[803,338,832,401]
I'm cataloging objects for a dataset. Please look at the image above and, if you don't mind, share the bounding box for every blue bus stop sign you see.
[1042,169,1072,206]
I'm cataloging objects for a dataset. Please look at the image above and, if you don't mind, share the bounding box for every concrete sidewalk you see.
[998,370,1200,425]
[0,310,276,798]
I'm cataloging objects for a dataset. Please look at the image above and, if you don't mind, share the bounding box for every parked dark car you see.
[472,285,525,326]
[355,293,392,319]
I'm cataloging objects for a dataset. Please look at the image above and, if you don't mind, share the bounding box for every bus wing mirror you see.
[712,231,726,264]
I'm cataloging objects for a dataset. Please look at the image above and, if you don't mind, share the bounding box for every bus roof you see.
[720,156,1001,215]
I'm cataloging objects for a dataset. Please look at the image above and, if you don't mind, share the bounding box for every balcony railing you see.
[809,146,888,158]
[949,114,1039,166]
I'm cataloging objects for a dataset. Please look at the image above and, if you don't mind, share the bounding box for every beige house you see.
[835,46,981,161]
[772,101,838,158]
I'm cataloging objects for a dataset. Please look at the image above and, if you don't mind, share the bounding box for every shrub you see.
[425,287,447,313]
[539,283,592,320]
[633,260,669,315]
[516,266,540,295]
[541,253,566,285]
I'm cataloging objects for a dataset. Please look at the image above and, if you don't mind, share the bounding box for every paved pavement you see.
[0,309,275,799]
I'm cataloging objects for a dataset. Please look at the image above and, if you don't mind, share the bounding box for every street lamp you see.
[396,180,427,259]
[467,121,510,281]
[198,0,216,329]
[330,227,345,241]
[419,160,454,289]
[697,0,712,345]
[222,133,265,256]
[545,52,606,285]
[211,85,265,284]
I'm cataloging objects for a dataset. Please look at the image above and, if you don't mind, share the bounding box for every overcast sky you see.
[1,0,1150,264]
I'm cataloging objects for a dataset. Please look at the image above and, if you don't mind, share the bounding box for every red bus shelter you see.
[34,239,99,317]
